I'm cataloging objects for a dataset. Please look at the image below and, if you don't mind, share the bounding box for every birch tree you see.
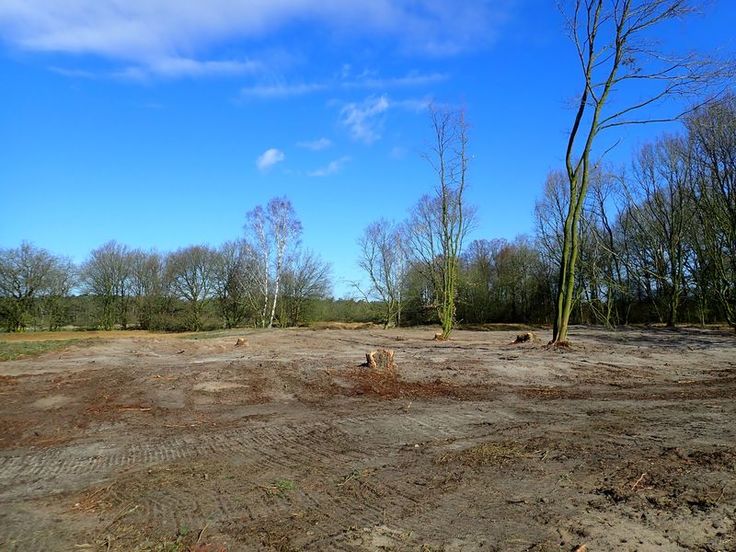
[243,197,302,328]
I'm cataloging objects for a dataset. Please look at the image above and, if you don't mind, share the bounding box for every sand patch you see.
[193,381,244,392]
[32,394,73,409]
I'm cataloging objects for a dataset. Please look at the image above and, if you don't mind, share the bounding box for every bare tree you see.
[165,245,217,331]
[40,256,77,331]
[82,241,133,330]
[552,0,727,344]
[129,249,166,330]
[687,94,736,329]
[535,171,572,268]
[212,240,251,329]
[623,136,693,326]
[586,170,633,326]
[459,239,498,323]
[280,250,332,327]
[0,242,75,331]
[357,219,408,328]
[406,106,473,339]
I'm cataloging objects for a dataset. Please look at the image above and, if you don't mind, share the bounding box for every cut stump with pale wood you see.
[365,349,396,373]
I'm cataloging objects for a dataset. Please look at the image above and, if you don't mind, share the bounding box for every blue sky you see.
[1,1,734,297]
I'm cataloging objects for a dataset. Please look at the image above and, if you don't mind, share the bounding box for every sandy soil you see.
[0,326,734,551]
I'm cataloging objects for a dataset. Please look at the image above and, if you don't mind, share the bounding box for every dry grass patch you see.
[309,321,379,330]
[436,441,526,466]
[345,368,488,400]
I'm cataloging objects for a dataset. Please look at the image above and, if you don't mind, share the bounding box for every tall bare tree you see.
[552,0,726,344]
[687,94,736,329]
[357,219,408,328]
[244,205,271,327]
[406,107,472,339]
[266,197,302,328]
[624,136,693,326]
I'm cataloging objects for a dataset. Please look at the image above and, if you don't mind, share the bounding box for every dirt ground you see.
[0,326,734,551]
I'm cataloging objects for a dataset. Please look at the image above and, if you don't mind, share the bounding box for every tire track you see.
[0,406,494,551]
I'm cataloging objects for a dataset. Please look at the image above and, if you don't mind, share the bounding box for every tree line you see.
[358,95,736,334]
[0,198,331,332]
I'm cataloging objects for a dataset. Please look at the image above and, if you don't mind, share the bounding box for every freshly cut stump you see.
[365,349,396,373]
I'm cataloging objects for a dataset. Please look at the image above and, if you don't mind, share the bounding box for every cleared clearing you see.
[0,327,734,551]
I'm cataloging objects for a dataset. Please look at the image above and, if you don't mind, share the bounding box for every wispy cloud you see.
[0,2,514,78]
[297,138,333,151]
[49,66,98,79]
[308,156,351,177]
[340,96,390,144]
[240,70,447,101]
[338,94,431,144]
[341,69,448,90]
[240,82,327,99]
[256,148,285,172]
[392,96,433,112]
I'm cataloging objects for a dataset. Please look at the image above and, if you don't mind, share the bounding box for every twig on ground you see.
[631,473,646,491]
[196,522,209,544]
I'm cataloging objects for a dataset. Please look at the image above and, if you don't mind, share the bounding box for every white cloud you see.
[340,95,390,144]
[240,70,447,101]
[341,70,447,90]
[297,138,333,151]
[106,56,259,80]
[256,148,285,172]
[337,94,430,144]
[308,156,350,177]
[240,82,327,99]
[49,66,97,79]
[0,1,514,78]
[392,96,433,112]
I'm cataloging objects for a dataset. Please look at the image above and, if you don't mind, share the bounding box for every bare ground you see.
[0,326,734,551]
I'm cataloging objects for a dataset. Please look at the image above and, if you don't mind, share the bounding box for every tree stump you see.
[365,349,396,373]
[512,332,536,344]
